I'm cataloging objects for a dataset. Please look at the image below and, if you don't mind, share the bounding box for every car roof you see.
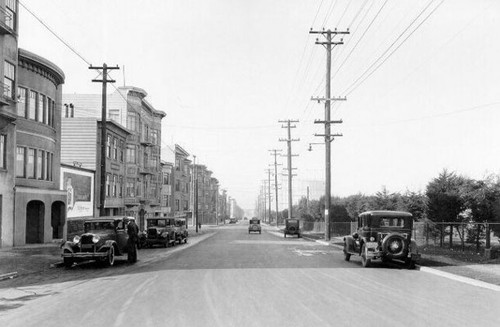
[83,216,134,222]
[359,210,412,217]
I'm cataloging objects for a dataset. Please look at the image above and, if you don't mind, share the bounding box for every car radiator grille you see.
[81,235,94,245]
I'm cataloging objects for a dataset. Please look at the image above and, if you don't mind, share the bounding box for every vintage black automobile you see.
[61,216,135,268]
[140,217,177,248]
[174,218,188,244]
[343,210,420,268]
[248,218,261,234]
[284,218,300,238]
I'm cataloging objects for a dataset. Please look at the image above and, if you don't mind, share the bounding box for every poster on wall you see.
[60,167,94,218]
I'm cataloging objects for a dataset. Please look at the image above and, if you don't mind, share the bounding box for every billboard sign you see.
[60,166,94,218]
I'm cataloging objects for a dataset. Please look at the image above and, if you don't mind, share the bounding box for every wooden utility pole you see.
[279,119,299,220]
[266,169,272,224]
[269,149,282,226]
[310,28,349,241]
[90,63,119,217]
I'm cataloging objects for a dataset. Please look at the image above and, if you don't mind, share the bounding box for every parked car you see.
[229,218,237,224]
[140,217,177,248]
[343,210,420,268]
[248,218,261,234]
[61,216,136,268]
[174,218,188,244]
[284,219,300,238]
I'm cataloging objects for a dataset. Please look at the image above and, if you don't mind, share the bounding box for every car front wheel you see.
[361,244,371,268]
[105,246,115,267]
[63,256,73,268]
[343,244,351,262]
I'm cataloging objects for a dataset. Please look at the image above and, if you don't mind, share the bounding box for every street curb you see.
[301,236,342,248]
[0,272,18,281]
[418,266,500,292]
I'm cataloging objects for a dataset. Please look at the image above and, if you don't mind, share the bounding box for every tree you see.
[400,190,427,220]
[425,169,465,223]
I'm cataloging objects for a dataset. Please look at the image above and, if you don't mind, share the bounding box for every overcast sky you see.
[19,0,500,210]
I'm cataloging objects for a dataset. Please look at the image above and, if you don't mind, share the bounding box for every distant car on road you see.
[248,218,261,234]
[229,218,237,224]
[343,210,420,268]
[140,217,177,248]
[61,216,136,268]
[174,218,188,244]
[284,219,300,238]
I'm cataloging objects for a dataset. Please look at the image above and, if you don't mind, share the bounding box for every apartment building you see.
[62,86,166,229]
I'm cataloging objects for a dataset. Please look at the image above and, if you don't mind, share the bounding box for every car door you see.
[115,220,129,253]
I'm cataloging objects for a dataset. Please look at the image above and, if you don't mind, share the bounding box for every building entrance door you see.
[26,200,44,244]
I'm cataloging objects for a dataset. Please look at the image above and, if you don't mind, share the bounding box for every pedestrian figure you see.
[126,218,139,264]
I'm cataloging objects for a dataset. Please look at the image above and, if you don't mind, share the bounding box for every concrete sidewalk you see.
[0,243,62,281]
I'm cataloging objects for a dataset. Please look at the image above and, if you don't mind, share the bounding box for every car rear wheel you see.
[361,244,371,268]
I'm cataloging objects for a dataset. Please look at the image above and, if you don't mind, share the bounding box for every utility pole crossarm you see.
[314,119,343,124]
[311,96,347,103]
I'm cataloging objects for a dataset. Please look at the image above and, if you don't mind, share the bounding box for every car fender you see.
[103,240,118,253]
[409,240,418,254]
[61,242,75,253]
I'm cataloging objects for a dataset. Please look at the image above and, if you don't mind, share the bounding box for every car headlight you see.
[73,235,81,243]
[370,236,375,241]
[92,235,100,244]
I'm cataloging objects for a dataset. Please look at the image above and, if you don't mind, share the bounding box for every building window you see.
[106,174,110,196]
[112,175,117,197]
[3,61,15,99]
[106,135,111,158]
[5,0,16,30]
[113,138,118,160]
[126,178,135,197]
[36,149,43,179]
[109,109,119,122]
[127,111,137,131]
[119,176,123,197]
[175,180,180,192]
[48,99,53,125]
[46,152,51,181]
[49,99,55,126]
[38,94,45,122]
[26,148,35,179]
[119,141,124,162]
[183,200,189,211]
[0,135,6,169]
[175,199,180,211]
[28,91,37,120]
[17,87,27,117]
[126,145,136,163]
[44,97,49,123]
[163,173,170,185]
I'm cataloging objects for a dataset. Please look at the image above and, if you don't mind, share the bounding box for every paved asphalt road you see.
[0,222,499,327]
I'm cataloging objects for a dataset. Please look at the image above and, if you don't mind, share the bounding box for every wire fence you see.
[301,221,500,252]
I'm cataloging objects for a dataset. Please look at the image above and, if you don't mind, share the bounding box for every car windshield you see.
[175,220,185,226]
[287,219,298,224]
[250,220,260,224]
[84,221,114,232]
[147,219,167,227]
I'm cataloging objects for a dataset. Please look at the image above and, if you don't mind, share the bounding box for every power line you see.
[344,0,444,96]
[330,0,388,82]
[19,0,91,66]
